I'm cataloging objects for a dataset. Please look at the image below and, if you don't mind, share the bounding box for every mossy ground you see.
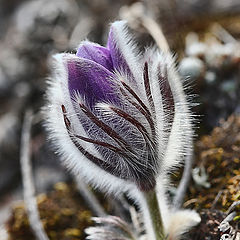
[187,115,240,212]
[186,115,240,239]
[7,182,93,240]
[7,116,240,240]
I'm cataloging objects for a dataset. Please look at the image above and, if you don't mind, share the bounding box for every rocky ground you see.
[0,0,240,239]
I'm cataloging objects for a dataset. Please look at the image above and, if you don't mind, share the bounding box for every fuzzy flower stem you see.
[143,189,165,240]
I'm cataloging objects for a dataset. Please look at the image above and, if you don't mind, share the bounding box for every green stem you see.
[144,189,165,240]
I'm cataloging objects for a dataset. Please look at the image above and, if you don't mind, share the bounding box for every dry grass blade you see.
[86,215,137,240]
[74,175,106,217]
[173,146,194,209]
[20,110,49,240]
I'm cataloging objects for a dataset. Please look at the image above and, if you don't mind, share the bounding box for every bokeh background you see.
[0,0,240,239]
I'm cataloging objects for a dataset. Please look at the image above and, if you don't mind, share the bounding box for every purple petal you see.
[66,55,118,107]
[76,42,113,72]
[107,22,133,76]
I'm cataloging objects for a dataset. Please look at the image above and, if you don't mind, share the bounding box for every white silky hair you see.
[165,209,201,240]
[109,21,151,104]
[109,21,141,79]
[114,24,197,239]
[127,178,200,240]
[143,48,194,173]
[45,53,137,195]
[143,49,197,238]
[45,23,193,186]
[77,40,103,50]
[162,54,193,172]
[45,20,199,239]
[144,49,168,165]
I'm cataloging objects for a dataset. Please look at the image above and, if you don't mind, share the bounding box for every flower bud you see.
[45,21,193,193]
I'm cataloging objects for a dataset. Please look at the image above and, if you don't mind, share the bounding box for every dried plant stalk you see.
[20,110,49,240]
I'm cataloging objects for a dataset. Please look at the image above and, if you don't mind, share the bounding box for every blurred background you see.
[0,0,240,239]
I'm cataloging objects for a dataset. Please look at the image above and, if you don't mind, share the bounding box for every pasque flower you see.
[46,20,199,240]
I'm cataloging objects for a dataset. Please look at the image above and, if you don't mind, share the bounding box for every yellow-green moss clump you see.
[7,182,93,240]
[186,115,240,212]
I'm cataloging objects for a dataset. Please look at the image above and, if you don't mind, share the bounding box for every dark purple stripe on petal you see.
[73,136,156,192]
[109,105,158,175]
[74,134,150,173]
[78,103,132,150]
[120,80,151,117]
[143,62,155,115]
[137,178,156,192]
[66,56,118,108]
[120,87,156,139]
[61,104,156,192]
[61,105,71,130]
[158,66,175,125]
[74,134,123,153]
[109,106,153,146]
[72,138,117,173]
[76,42,113,71]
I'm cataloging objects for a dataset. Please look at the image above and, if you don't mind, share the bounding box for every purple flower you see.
[46,21,193,193]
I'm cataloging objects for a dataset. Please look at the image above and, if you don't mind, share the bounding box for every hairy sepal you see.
[45,53,136,195]
[165,209,201,240]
